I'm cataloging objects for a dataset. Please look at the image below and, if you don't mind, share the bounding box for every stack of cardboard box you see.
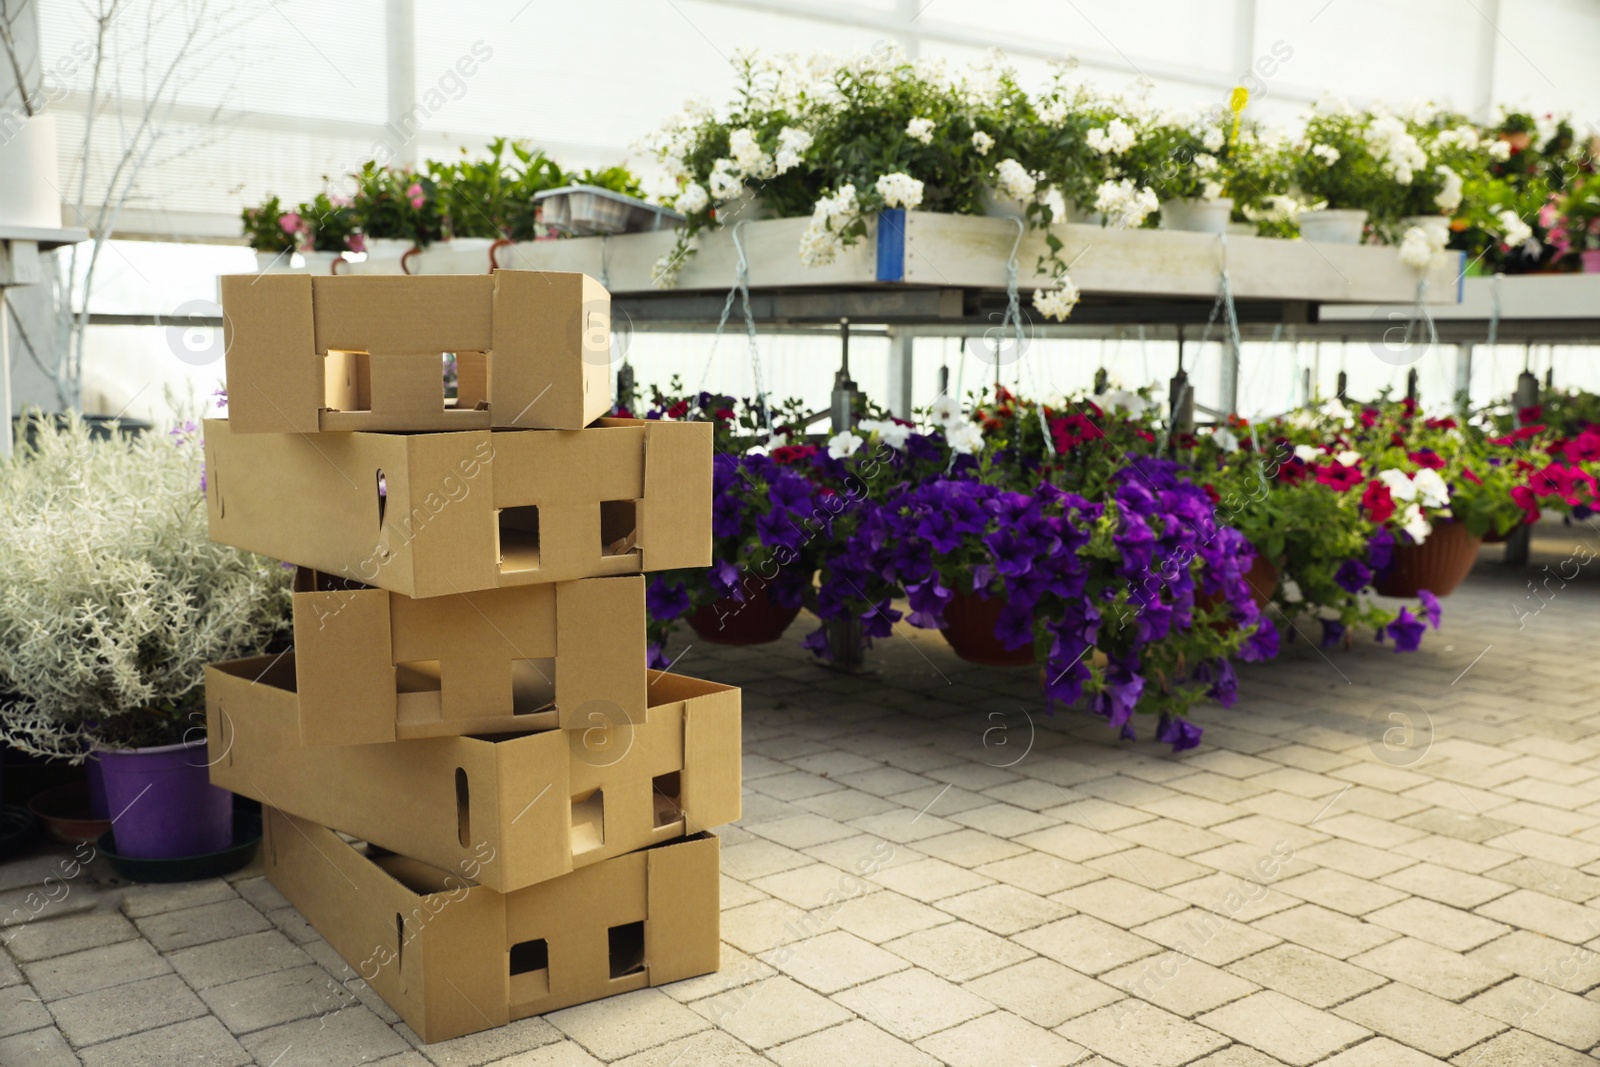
[201,270,739,1042]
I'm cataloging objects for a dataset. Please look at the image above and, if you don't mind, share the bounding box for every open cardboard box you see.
[207,660,740,893]
[292,569,647,739]
[220,271,613,433]
[263,807,719,1043]
[203,416,711,598]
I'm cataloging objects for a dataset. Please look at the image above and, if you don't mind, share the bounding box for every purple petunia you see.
[1320,619,1346,648]
[1156,714,1204,752]
[1417,589,1442,629]
[1335,558,1372,594]
[645,577,690,621]
[1366,527,1395,572]
[1385,607,1426,653]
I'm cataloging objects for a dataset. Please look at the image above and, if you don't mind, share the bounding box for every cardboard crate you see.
[220,271,613,434]
[207,660,739,893]
[203,416,711,597]
[263,807,720,1043]
[291,569,647,739]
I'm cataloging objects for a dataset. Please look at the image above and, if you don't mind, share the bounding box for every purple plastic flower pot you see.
[95,739,233,860]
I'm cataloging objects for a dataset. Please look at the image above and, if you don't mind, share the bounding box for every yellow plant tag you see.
[1229,86,1249,146]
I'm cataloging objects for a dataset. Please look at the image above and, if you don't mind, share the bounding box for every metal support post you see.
[826,316,863,667]
[886,328,913,420]
[1454,344,1473,416]
[1219,336,1239,417]
[614,360,635,416]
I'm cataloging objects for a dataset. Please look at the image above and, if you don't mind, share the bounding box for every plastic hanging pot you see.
[1372,520,1482,598]
[94,737,234,860]
[941,586,1035,668]
[687,582,802,646]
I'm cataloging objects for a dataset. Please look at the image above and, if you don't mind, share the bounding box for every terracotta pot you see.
[28,784,111,846]
[686,582,801,646]
[941,587,1034,667]
[1196,549,1281,616]
[1373,520,1482,598]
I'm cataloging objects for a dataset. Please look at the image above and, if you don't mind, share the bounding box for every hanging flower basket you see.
[1195,549,1280,619]
[1373,519,1481,598]
[686,582,801,646]
[940,587,1034,667]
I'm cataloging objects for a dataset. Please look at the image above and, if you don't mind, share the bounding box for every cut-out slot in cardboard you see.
[651,772,682,828]
[571,789,604,855]
[455,768,470,847]
[375,469,388,529]
[599,500,639,557]
[396,913,405,971]
[510,659,555,714]
[498,506,541,573]
[454,351,489,409]
[608,922,646,979]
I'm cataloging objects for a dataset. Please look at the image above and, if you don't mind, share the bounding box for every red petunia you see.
[771,444,819,465]
[1510,484,1541,524]
[1133,429,1155,444]
[1360,408,1379,428]
[666,399,691,419]
[1562,430,1600,463]
[1362,479,1396,523]
[1461,467,1482,486]
[1050,413,1104,451]
[1390,433,1406,448]
[714,407,737,421]
[1276,460,1310,485]
[1400,396,1418,417]
[1424,417,1457,430]
[1406,450,1446,470]
[1518,405,1543,424]
[1315,463,1364,492]
[1203,483,1221,505]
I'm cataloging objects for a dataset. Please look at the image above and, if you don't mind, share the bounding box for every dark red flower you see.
[1133,429,1155,444]
[1424,417,1457,430]
[1510,485,1541,524]
[1390,433,1406,448]
[1362,479,1396,523]
[1562,430,1600,463]
[1400,397,1418,417]
[1461,467,1482,486]
[666,399,691,419]
[1203,483,1221,505]
[1276,460,1310,485]
[1406,450,1445,470]
[1315,463,1363,492]
[1360,408,1378,428]
[1518,405,1544,424]
[771,444,819,465]
[714,407,736,421]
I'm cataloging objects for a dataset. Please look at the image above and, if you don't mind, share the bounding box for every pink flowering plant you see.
[351,161,443,248]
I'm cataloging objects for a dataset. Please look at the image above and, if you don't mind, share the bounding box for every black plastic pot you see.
[96,811,262,884]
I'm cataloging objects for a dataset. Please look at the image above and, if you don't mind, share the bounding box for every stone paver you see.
[3,546,1600,1064]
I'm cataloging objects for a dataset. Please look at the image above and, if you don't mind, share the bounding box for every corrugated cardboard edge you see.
[645,833,722,985]
[221,274,321,434]
[263,807,508,1043]
[555,575,647,729]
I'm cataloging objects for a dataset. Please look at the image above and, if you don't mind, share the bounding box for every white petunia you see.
[1399,226,1439,271]
[774,126,813,175]
[1093,179,1160,228]
[930,395,963,425]
[1293,444,1320,462]
[709,159,745,201]
[1032,278,1080,321]
[1281,577,1304,604]
[1488,139,1512,161]
[1434,165,1463,214]
[905,116,936,145]
[859,418,911,450]
[1213,427,1240,453]
[1098,390,1147,416]
[971,130,995,156]
[675,182,709,215]
[1335,450,1363,467]
[827,430,864,459]
[1310,143,1341,166]
[1201,179,1225,201]
[994,158,1037,201]
[1086,117,1137,156]
[1193,153,1219,173]
[1202,126,1226,152]
[798,184,859,268]
[728,128,774,180]
[875,172,925,210]
[1498,209,1533,249]
[1037,99,1069,125]
[946,421,985,455]
[1412,467,1450,508]
[1401,502,1432,544]
[1377,468,1419,502]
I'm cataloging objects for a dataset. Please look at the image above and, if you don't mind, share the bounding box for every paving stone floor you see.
[4,527,1600,1066]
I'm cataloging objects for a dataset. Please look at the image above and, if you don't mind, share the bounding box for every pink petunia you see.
[346,232,366,254]
[278,212,307,235]
[406,182,425,209]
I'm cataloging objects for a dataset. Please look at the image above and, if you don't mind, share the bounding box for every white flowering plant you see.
[1286,108,1398,223]
[0,415,292,759]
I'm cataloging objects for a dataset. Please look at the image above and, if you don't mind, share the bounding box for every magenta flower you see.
[346,233,366,254]
[406,183,425,209]
[278,212,307,235]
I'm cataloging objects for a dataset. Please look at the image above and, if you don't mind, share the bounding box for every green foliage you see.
[239,195,295,253]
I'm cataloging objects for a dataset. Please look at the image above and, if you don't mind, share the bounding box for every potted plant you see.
[351,162,443,269]
[1287,107,1397,243]
[240,194,298,270]
[1141,110,1248,235]
[0,416,291,859]
[1550,175,1600,272]
[296,190,360,273]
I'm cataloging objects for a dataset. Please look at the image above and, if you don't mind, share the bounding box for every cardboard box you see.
[207,660,740,893]
[263,807,720,1043]
[203,416,711,598]
[291,569,647,739]
[220,271,613,433]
